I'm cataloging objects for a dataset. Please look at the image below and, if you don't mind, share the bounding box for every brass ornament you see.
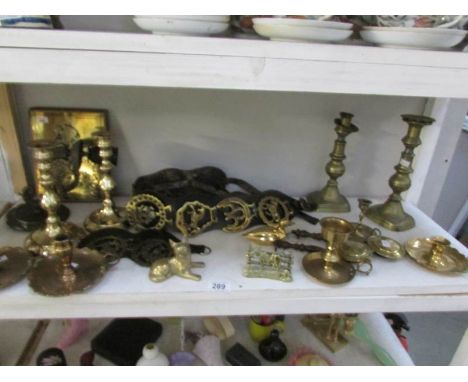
[149,239,205,282]
[216,197,254,233]
[175,201,217,237]
[405,236,467,274]
[244,246,293,282]
[303,112,359,213]
[364,115,435,231]
[28,235,109,296]
[340,240,373,275]
[0,247,32,290]
[243,222,288,246]
[24,140,85,257]
[257,196,292,227]
[84,132,125,232]
[367,234,405,260]
[302,217,356,284]
[126,194,172,230]
[301,314,357,353]
[30,108,108,201]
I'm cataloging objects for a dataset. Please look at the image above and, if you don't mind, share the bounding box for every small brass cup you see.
[321,217,353,263]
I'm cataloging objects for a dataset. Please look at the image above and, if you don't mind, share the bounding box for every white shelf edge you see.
[1,29,468,98]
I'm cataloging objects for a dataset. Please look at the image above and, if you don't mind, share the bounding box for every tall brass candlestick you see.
[303,112,358,212]
[24,140,85,256]
[365,114,434,231]
[84,132,124,232]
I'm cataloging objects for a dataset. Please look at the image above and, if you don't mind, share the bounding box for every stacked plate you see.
[133,16,230,36]
[0,15,53,29]
[360,26,467,50]
[252,17,353,43]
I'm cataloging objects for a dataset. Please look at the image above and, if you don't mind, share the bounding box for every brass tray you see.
[405,238,467,274]
[30,108,108,201]
[0,247,32,289]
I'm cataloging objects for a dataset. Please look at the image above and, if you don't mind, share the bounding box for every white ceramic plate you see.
[135,15,229,23]
[360,27,468,50]
[253,22,353,43]
[253,17,353,30]
[133,17,229,36]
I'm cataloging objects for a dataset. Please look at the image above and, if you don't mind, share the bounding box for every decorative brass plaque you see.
[30,108,108,201]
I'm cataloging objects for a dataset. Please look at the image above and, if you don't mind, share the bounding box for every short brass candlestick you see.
[302,217,356,284]
[84,132,125,232]
[303,112,359,212]
[24,140,85,257]
[365,115,434,231]
[28,235,108,296]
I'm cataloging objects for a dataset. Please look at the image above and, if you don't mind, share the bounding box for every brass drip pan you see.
[28,248,107,296]
[405,238,467,274]
[0,247,32,290]
[302,252,356,285]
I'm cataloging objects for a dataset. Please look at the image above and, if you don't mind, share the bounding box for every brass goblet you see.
[28,235,109,297]
[84,132,125,232]
[302,217,356,284]
[24,140,85,257]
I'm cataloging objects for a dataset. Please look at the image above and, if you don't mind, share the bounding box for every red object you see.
[397,335,409,352]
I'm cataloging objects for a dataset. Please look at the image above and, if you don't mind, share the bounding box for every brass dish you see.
[368,235,405,260]
[302,253,355,285]
[405,237,467,274]
[349,223,380,243]
[28,236,108,296]
[0,247,32,290]
[340,240,372,263]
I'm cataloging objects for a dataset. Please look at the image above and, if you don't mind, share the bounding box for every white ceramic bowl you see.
[133,17,229,36]
[253,21,353,43]
[135,15,229,23]
[253,17,353,30]
[360,27,468,50]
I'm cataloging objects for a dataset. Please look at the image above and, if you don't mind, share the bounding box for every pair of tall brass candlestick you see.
[25,133,122,296]
[304,112,434,231]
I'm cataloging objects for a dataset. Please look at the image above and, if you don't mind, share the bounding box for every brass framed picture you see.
[30,108,109,201]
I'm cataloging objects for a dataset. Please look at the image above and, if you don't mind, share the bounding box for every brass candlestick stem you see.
[24,140,85,257]
[28,235,108,296]
[303,112,358,212]
[84,132,125,232]
[365,114,435,231]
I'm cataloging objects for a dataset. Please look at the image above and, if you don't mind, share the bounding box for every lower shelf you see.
[0,197,467,319]
[1,313,414,366]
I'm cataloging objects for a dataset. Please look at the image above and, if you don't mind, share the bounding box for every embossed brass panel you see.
[30,108,108,201]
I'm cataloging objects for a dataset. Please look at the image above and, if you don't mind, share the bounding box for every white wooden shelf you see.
[0,198,467,320]
[0,28,468,98]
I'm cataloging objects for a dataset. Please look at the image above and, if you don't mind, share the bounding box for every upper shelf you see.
[0,198,467,320]
[1,28,468,98]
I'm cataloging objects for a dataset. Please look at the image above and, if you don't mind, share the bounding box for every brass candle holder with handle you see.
[302,217,356,284]
[364,115,435,231]
[28,234,110,296]
[24,140,85,257]
[303,112,358,213]
[84,131,125,232]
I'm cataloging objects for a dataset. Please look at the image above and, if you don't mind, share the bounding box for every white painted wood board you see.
[1,29,468,97]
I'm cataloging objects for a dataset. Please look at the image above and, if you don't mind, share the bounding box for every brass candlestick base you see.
[28,236,107,296]
[24,222,86,257]
[302,314,357,353]
[84,206,126,232]
[84,131,124,232]
[0,247,31,290]
[303,112,359,213]
[364,115,434,231]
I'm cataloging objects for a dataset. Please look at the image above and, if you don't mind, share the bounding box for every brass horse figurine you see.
[149,239,205,282]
